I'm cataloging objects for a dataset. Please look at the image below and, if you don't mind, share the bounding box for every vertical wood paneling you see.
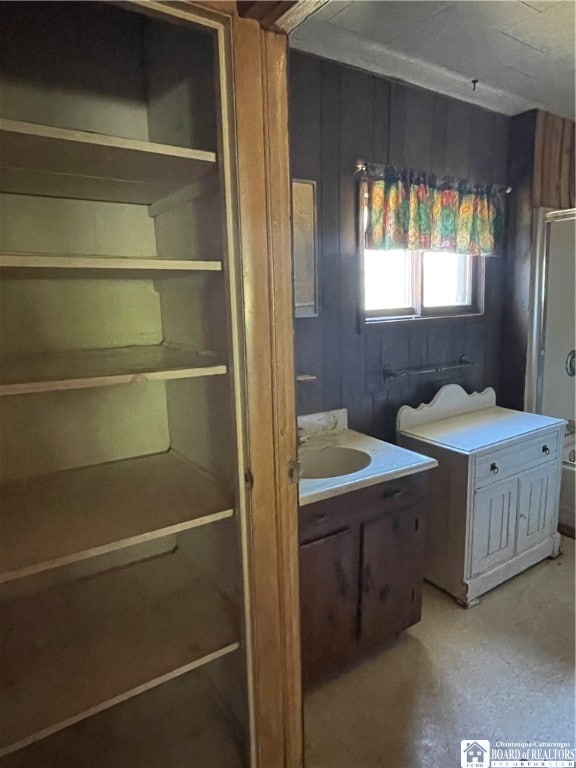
[501,110,537,410]
[371,76,391,164]
[290,54,324,415]
[339,66,374,433]
[403,87,434,172]
[319,60,342,411]
[491,113,509,185]
[339,66,373,262]
[485,257,504,391]
[290,51,509,441]
[388,82,409,168]
[444,99,472,178]
[533,110,575,209]
[532,109,545,209]
[570,133,575,212]
[469,107,494,183]
[406,324,430,411]
[542,113,564,207]
[559,119,573,209]
[431,94,449,173]
[365,332,382,393]
[288,53,321,180]
[463,322,486,388]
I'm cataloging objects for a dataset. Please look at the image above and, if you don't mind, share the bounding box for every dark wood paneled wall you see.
[533,111,575,210]
[500,111,538,411]
[290,51,510,441]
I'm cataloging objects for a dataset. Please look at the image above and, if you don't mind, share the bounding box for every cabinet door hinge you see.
[288,459,301,484]
[244,469,254,491]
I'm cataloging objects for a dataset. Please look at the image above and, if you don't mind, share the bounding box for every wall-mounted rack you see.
[383,356,475,381]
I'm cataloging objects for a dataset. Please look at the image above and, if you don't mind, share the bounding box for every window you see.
[363,249,483,321]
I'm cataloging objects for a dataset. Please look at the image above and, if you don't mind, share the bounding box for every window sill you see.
[364,310,484,326]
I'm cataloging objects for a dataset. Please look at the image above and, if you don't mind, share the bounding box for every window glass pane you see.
[422,251,472,307]
[364,250,414,311]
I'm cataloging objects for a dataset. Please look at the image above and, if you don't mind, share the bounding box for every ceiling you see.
[290,1,576,118]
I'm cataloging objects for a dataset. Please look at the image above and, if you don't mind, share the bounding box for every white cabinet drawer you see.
[474,429,560,489]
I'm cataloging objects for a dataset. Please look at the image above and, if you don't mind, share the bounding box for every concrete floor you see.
[304,538,575,768]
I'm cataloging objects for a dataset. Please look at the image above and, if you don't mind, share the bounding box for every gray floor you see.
[305,537,575,768]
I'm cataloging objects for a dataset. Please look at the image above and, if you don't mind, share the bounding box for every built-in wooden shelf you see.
[0,550,240,757]
[0,345,227,396]
[0,670,245,768]
[0,253,223,272]
[0,119,217,205]
[0,451,234,583]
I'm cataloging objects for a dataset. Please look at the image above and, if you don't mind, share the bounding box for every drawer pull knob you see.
[542,445,550,455]
[490,463,499,474]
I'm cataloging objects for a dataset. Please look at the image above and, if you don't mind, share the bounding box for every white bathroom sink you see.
[299,446,372,479]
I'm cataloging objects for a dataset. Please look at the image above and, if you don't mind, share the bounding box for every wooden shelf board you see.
[0,549,240,756]
[0,450,234,583]
[0,669,245,768]
[0,345,227,396]
[0,253,223,272]
[0,119,217,205]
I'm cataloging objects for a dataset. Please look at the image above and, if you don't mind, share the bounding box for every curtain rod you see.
[354,160,512,193]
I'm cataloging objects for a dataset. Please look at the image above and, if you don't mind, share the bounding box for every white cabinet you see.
[471,479,517,577]
[397,384,565,606]
[517,465,558,554]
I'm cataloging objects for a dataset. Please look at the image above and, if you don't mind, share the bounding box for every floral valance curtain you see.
[362,169,503,256]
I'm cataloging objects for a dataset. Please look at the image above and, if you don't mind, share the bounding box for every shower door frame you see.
[524,207,576,414]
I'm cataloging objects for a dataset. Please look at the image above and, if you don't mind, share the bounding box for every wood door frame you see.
[189,4,303,766]
[231,15,303,768]
[237,0,329,32]
[129,3,302,766]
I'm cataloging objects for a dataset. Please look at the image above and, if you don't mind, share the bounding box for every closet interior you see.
[0,3,252,765]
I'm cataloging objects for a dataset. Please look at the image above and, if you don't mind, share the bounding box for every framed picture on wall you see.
[292,179,318,318]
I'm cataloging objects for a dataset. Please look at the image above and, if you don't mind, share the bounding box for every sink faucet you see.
[297,427,308,447]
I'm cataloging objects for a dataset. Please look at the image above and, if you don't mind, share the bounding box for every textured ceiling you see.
[290,1,576,118]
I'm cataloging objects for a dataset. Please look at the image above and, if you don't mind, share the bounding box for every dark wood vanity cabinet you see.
[299,529,357,683]
[359,508,424,650]
[299,474,426,687]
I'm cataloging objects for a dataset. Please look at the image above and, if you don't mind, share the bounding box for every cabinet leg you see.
[549,533,562,559]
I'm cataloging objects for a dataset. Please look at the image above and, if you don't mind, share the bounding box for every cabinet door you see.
[360,509,424,650]
[471,479,517,576]
[516,464,558,554]
[299,529,358,686]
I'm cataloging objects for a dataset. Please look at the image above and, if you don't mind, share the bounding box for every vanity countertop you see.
[397,405,566,454]
[298,420,437,506]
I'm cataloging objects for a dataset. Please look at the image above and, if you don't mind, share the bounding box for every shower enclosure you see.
[525,208,576,534]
